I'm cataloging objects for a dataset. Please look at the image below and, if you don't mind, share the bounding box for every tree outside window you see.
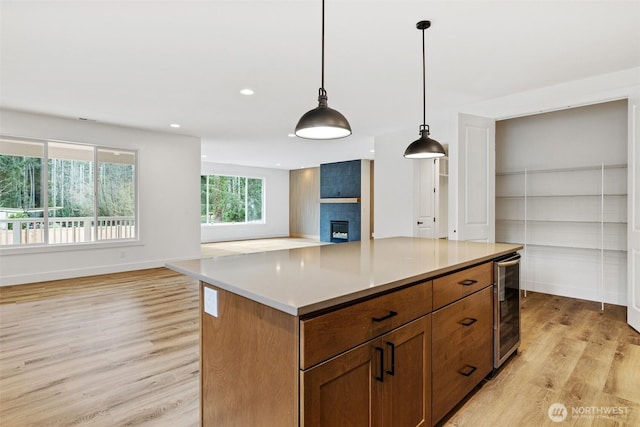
[201,175,264,224]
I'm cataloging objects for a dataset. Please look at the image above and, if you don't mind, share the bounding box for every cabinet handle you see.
[385,342,395,376]
[461,317,478,327]
[375,346,384,382]
[372,310,398,322]
[458,279,478,286]
[459,365,477,377]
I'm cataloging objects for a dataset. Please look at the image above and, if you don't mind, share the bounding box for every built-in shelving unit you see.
[496,164,628,308]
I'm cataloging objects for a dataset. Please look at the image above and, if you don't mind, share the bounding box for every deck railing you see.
[0,216,135,246]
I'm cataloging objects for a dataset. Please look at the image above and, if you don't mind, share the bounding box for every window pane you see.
[97,148,136,240]
[48,143,95,244]
[201,175,208,224]
[0,139,44,245]
[1,137,138,247]
[208,175,246,223]
[247,178,263,222]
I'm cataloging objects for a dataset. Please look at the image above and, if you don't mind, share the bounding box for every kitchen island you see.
[168,237,522,426]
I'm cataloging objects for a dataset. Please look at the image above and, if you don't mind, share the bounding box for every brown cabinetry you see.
[196,254,508,426]
[300,281,432,369]
[432,262,492,310]
[431,285,493,425]
[302,315,431,427]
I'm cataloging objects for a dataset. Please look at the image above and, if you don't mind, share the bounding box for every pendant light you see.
[404,20,446,159]
[295,0,351,140]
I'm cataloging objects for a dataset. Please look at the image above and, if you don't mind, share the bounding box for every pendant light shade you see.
[404,20,445,159]
[295,89,351,139]
[295,0,351,140]
[404,125,445,159]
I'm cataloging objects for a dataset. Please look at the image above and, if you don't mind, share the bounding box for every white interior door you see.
[628,96,640,332]
[449,113,495,242]
[415,158,437,238]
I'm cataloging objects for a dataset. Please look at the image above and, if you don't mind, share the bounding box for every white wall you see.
[200,162,289,242]
[373,128,416,238]
[0,109,202,286]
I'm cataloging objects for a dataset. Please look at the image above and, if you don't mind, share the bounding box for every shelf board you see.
[524,243,628,253]
[320,197,361,204]
[496,219,627,225]
[496,163,628,176]
[496,194,627,198]
[493,241,627,253]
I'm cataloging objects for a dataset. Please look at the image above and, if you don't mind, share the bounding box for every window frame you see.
[0,134,139,252]
[201,174,265,226]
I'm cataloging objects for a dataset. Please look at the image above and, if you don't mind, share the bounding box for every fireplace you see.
[330,221,349,243]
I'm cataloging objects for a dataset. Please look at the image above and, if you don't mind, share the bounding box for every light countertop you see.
[167,237,522,316]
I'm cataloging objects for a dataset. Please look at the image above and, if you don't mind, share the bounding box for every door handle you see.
[496,254,521,268]
[385,342,395,376]
[375,346,384,382]
[417,221,424,225]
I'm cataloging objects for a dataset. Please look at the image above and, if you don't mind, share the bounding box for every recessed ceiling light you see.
[170,123,181,128]
[240,88,254,95]
[370,149,375,153]
[276,163,281,167]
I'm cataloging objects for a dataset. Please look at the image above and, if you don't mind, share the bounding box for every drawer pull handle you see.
[385,341,395,376]
[461,317,478,327]
[459,365,477,377]
[459,279,478,286]
[372,311,398,322]
[375,346,384,382]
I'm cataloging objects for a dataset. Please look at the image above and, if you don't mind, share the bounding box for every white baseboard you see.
[0,260,169,286]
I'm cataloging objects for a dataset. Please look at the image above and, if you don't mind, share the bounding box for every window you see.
[201,175,264,224]
[0,136,137,246]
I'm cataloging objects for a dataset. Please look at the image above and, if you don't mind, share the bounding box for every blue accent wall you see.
[320,203,361,242]
[320,160,361,198]
[319,160,362,243]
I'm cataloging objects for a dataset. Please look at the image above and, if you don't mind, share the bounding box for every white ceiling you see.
[1,0,639,170]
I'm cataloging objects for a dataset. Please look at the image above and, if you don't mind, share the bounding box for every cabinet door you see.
[301,342,382,427]
[381,316,431,427]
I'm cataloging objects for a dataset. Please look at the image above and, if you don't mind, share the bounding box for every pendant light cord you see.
[422,26,426,127]
[321,0,325,90]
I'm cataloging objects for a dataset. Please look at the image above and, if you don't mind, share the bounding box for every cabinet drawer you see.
[432,262,493,310]
[300,281,432,369]
[432,286,493,424]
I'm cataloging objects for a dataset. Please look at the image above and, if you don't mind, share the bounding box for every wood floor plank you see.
[0,268,199,427]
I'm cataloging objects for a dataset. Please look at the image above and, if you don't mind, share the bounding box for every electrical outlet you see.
[204,287,218,317]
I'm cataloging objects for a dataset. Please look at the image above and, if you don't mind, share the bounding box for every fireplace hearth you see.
[330,221,349,243]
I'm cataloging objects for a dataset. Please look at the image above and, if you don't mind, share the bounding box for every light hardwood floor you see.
[0,268,200,426]
[1,267,639,426]
[200,237,326,258]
